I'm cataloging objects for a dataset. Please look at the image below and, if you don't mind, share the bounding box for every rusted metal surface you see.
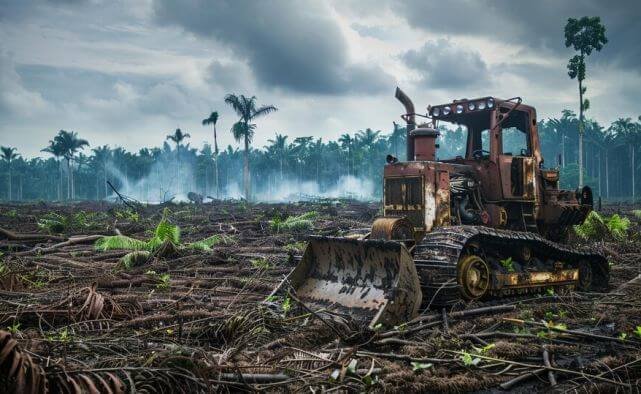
[370,217,414,241]
[277,90,608,329]
[276,236,422,328]
[413,225,609,307]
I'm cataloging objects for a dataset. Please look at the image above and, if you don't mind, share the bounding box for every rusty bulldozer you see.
[273,88,608,329]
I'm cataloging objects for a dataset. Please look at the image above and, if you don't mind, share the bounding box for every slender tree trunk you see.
[243,133,250,200]
[7,166,11,201]
[632,146,636,202]
[578,76,584,188]
[561,134,565,168]
[104,163,108,198]
[66,158,71,200]
[597,151,601,197]
[605,150,609,199]
[214,123,219,198]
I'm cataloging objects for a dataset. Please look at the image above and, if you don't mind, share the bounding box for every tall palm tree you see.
[0,146,20,201]
[166,128,190,191]
[224,94,277,199]
[92,145,112,199]
[266,133,289,181]
[202,112,220,197]
[338,133,354,177]
[611,118,636,200]
[54,130,89,200]
[166,128,190,149]
[41,140,66,200]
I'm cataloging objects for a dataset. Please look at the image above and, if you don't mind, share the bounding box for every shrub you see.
[574,211,629,241]
[269,211,318,233]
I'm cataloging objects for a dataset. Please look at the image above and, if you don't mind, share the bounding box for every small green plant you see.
[115,208,140,222]
[156,273,171,290]
[411,361,433,373]
[251,258,271,269]
[460,352,481,366]
[59,328,70,342]
[284,241,307,252]
[5,209,17,218]
[95,235,148,251]
[37,212,68,233]
[0,262,7,276]
[634,326,641,338]
[619,332,628,340]
[120,251,151,269]
[269,211,318,233]
[187,234,236,251]
[281,296,292,315]
[500,257,515,272]
[472,343,496,354]
[546,288,555,296]
[147,208,180,250]
[7,321,20,334]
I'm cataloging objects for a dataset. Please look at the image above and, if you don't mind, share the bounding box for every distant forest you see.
[0,109,640,203]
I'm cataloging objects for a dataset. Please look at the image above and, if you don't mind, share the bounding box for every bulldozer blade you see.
[274,236,422,329]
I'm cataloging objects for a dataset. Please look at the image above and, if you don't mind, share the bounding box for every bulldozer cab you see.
[430,97,542,201]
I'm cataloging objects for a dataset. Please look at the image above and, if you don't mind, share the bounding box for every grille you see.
[384,176,424,228]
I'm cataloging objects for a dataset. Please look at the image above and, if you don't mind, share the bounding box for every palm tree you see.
[338,133,354,177]
[564,16,608,187]
[54,130,89,200]
[41,140,66,200]
[202,112,220,197]
[266,133,290,181]
[166,128,191,149]
[224,94,278,199]
[0,146,20,200]
[92,145,112,199]
[166,128,190,191]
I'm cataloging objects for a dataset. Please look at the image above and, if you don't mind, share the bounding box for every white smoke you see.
[250,174,376,202]
[106,161,377,203]
[106,159,197,203]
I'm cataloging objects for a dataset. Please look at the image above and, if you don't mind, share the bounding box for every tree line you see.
[1,105,640,202]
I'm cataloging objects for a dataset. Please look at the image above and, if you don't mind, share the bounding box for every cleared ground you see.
[0,200,640,392]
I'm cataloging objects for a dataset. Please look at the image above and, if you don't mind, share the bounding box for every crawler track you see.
[413,225,609,308]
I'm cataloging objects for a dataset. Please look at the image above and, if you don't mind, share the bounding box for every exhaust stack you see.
[395,87,416,161]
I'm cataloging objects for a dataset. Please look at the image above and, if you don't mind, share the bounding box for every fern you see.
[95,235,148,251]
[574,211,606,240]
[187,234,236,251]
[605,214,630,240]
[120,251,151,269]
[270,211,318,232]
[147,208,180,250]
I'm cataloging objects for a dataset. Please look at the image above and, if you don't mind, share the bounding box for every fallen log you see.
[0,227,65,242]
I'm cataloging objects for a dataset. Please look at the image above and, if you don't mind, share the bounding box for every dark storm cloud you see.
[401,39,489,89]
[397,0,641,70]
[153,0,395,94]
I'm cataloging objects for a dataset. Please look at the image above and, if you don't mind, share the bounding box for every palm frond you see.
[252,104,278,119]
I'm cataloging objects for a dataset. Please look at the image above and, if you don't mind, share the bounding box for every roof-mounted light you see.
[487,98,495,109]
[478,100,486,110]
[432,107,440,117]
[455,104,464,114]
[442,106,451,115]
[468,102,476,111]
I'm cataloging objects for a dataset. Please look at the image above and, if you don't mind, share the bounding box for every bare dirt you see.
[0,200,640,392]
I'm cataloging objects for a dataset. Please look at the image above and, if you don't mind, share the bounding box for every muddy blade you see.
[280,236,421,329]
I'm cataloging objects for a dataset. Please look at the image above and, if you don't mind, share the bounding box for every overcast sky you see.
[1,0,640,157]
